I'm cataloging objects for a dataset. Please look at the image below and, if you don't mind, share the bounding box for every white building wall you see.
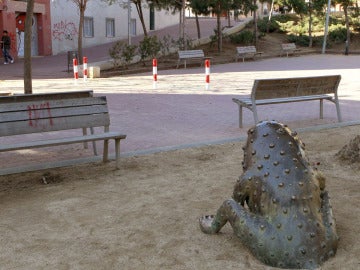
[50,0,179,55]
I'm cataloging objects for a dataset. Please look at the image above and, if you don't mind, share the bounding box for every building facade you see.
[0,0,179,58]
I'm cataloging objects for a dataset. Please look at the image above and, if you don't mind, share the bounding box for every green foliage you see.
[159,34,176,57]
[173,34,193,50]
[229,30,254,45]
[287,34,310,46]
[257,17,280,33]
[109,41,137,68]
[328,24,347,43]
[138,36,161,65]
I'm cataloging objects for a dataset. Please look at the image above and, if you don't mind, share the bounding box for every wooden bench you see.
[177,50,211,69]
[232,75,342,128]
[0,92,126,172]
[281,43,301,57]
[235,46,263,62]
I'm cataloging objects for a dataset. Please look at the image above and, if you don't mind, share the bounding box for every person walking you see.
[1,30,14,65]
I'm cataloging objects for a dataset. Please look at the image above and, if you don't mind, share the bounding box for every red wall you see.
[0,0,52,57]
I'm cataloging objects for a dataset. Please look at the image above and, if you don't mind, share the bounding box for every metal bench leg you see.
[103,139,109,163]
[184,60,187,69]
[335,100,343,122]
[82,128,88,149]
[253,105,259,125]
[90,127,98,156]
[320,99,324,119]
[115,138,120,169]
[239,104,243,128]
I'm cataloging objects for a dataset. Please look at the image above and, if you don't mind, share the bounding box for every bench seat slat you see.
[233,95,334,106]
[0,132,126,152]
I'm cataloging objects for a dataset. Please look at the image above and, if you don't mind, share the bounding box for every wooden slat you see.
[0,104,109,123]
[178,50,205,59]
[253,75,340,100]
[0,90,93,104]
[0,96,107,113]
[0,132,126,152]
[0,111,110,136]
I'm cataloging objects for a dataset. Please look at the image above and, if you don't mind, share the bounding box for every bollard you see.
[153,58,157,89]
[205,59,210,90]
[73,58,79,82]
[83,56,88,81]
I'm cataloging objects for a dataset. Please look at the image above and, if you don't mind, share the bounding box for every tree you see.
[69,0,89,64]
[189,0,211,39]
[24,0,35,94]
[336,0,354,51]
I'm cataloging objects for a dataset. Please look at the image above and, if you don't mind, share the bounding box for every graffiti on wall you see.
[7,32,16,51]
[52,20,78,41]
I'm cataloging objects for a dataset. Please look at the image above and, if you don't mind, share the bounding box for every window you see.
[130,19,136,36]
[83,17,94,37]
[106,18,115,37]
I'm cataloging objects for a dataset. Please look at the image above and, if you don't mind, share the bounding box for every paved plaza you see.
[1,19,360,174]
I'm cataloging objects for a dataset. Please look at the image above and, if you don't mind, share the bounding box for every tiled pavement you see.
[0,19,360,174]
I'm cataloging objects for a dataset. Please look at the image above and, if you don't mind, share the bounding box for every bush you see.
[109,41,137,68]
[328,24,347,43]
[257,17,280,33]
[138,36,161,65]
[229,30,254,45]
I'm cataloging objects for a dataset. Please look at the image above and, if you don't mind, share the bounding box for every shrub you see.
[138,36,161,65]
[229,30,254,45]
[328,24,347,43]
[257,17,280,33]
[109,41,137,68]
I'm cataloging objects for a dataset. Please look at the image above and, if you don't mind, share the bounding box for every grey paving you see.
[1,18,360,174]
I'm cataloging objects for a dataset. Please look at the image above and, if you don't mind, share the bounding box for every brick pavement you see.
[1,19,360,174]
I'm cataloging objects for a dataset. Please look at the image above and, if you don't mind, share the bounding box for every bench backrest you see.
[178,50,205,59]
[237,46,257,54]
[0,96,110,136]
[252,75,341,100]
[281,43,297,50]
[0,90,93,103]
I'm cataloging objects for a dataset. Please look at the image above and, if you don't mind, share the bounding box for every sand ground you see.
[0,124,359,270]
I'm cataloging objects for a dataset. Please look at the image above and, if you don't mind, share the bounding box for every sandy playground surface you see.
[0,125,359,270]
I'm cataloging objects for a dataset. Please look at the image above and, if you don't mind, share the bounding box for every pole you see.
[322,0,331,54]
[127,0,131,45]
[83,56,88,81]
[153,58,157,89]
[73,58,79,83]
[205,59,210,90]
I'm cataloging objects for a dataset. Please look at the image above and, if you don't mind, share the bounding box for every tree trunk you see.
[267,0,274,33]
[77,1,86,64]
[217,13,222,53]
[24,0,35,94]
[135,2,148,36]
[253,1,258,47]
[344,5,350,55]
[195,12,201,39]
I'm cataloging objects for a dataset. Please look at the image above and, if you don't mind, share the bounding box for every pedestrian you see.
[1,30,14,65]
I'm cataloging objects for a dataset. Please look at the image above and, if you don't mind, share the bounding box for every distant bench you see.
[281,43,301,57]
[0,91,126,173]
[235,46,263,62]
[177,50,212,68]
[232,75,342,128]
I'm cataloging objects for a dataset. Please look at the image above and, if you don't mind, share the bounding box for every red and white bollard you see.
[73,58,79,83]
[153,58,157,89]
[83,56,88,81]
[205,59,210,90]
